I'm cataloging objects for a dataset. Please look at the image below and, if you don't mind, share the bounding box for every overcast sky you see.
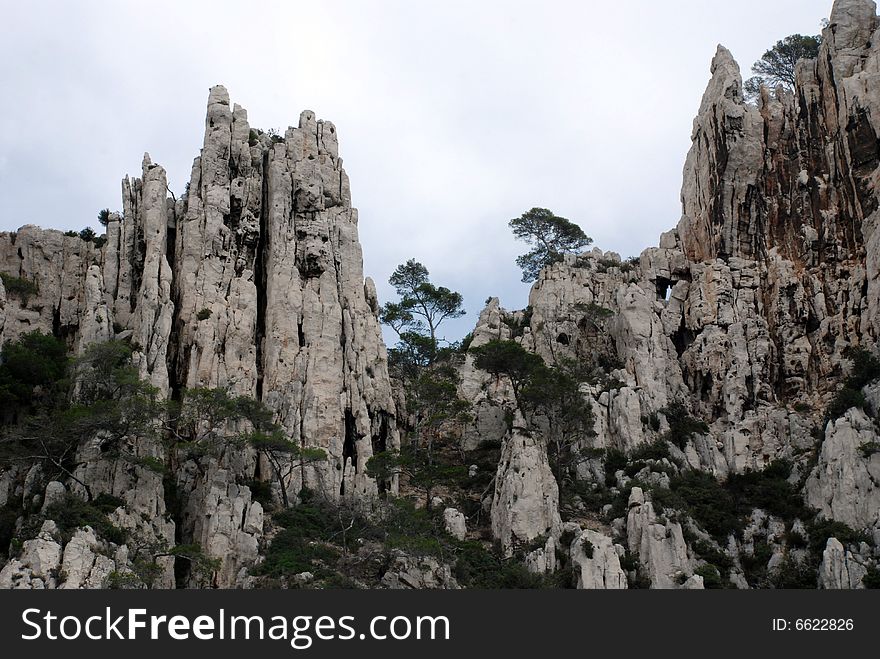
[0,0,832,341]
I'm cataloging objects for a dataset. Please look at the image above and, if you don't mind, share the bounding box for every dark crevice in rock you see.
[165,216,184,404]
[131,224,146,314]
[671,317,696,359]
[340,409,359,496]
[371,411,391,494]
[255,151,270,400]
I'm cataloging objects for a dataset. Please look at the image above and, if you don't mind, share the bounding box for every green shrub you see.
[0,331,69,414]
[92,493,125,514]
[785,527,808,549]
[806,519,869,555]
[826,347,880,420]
[741,539,773,586]
[196,308,212,321]
[97,209,112,226]
[604,448,628,486]
[0,504,20,558]
[322,573,360,589]
[660,401,709,449]
[672,472,739,539]
[658,461,807,544]
[105,570,143,589]
[600,375,625,393]
[695,564,723,588]
[771,558,817,589]
[617,553,651,589]
[136,456,168,475]
[726,460,807,522]
[255,526,340,578]
[454,541,545,588]
[381,499,451,557]
[595,258,621,273]
[641,412,662,432]
[579,538,594,559]
[689,539,734,575]
[863,565,880,589]
[630,439,670,462]
[826,387,867,420]
[43,495,127,545]
[0,273,39,305]
[842,346,880,389]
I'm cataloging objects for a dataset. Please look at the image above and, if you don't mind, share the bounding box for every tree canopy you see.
[509,208,592,282]
[744,34,821,100]
[380,259,465,366]
[471,339,594,480]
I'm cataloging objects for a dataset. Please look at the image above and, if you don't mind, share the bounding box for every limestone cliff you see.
[0,86,398,587]
[457,0,880,588]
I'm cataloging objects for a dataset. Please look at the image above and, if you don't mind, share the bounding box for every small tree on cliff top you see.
[744,34,821,100]
[380,259,465,366]
[509,208,592,283]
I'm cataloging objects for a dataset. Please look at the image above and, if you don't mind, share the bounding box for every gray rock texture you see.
[0,86,398,588]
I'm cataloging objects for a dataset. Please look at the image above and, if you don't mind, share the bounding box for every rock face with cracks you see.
[0,86,398,587]
[454,0,880,587]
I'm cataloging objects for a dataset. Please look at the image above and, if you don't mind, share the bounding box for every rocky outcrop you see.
[178,462,263,588]
[805,408,880,529]
[491,426,562,557]
[0,86,399,587]
[625,487,698,589]
[443,507,467,541]
[570,528,628,589]
[380,550,460,589]
[818,537,870,588]
[0,521,134,590]
[0,228,109,350]
[444,2,880,588]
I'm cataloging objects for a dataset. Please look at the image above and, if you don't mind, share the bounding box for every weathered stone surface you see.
[443,507,467,541]
[625,488,698,589]
[0,521,62,589]
[459,4,880,564]
[491,426,562,557]
[570,529,628,589]
[59,527,117,590]
[380,550,459,589]
[805,408,880,529]
[818,537,869,589]
[178,461,263,588]
[6,1,880,590]
[41,481,66,512]
[0,85,399,589]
